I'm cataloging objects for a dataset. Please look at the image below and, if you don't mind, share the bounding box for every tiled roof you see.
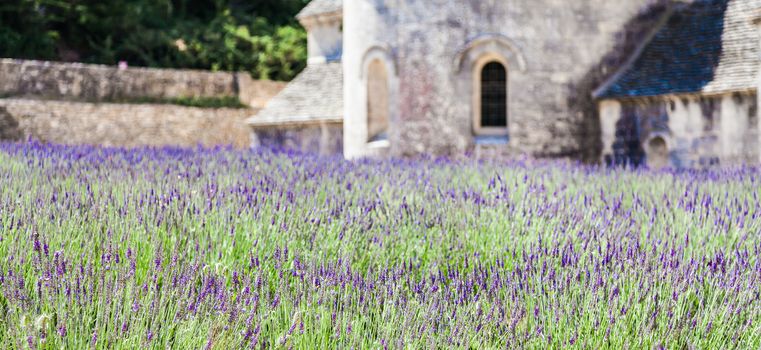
[297,0,342,19]
[247,62,343,126]
[597,0,760,99]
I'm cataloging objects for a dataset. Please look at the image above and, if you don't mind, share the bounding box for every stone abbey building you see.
[248,0,761,167]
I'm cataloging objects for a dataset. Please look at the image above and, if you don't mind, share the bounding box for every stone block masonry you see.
[343,0,667,161]
[0,106,22,141]
[0,99,253,148]
[600,92,759,168]
[251,122,343,156]
[0,59,286,148]
[0,59,285,109]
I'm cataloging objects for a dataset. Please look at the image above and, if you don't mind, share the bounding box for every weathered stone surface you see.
[0,106,23,141]
[600,92,759,168]
[0,99,254,148]
[235,74,289,108]
[0,59,285,108]
[250,122,343,155]
[343,0,668,161]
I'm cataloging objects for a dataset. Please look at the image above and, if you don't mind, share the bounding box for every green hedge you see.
[0,0,309,81]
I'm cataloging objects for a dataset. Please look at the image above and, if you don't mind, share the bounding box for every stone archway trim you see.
[360,44,397,78]
[453,34,527,73]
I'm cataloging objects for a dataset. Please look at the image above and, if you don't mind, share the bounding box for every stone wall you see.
[344,0,670,161]
[0,99,254,148]
[600,93,759,168]
[0,106,23,141]
[0,59,285,108]
[0,59,289,148]
[250,122,343,156]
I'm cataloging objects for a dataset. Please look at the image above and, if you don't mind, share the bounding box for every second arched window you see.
[367,59,390,142]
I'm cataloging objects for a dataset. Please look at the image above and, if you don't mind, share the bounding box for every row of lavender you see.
[0,142,759,348]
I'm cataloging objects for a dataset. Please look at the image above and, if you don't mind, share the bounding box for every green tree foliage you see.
[0,0,310,81]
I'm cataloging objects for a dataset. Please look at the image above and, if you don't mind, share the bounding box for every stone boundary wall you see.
[251,121,344,156]
[0,99,254,148]
[0,59,286,108]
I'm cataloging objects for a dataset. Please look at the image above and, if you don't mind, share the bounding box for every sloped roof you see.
[297,0,343,19]
[597,0,760,99]
[247,62,343,126]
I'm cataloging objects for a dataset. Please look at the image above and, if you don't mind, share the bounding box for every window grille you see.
[480,62,507,128]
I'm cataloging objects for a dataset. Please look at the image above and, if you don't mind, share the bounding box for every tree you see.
[0,0,311,81]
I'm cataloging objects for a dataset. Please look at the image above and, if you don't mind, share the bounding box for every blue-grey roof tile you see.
[599,0,760,99]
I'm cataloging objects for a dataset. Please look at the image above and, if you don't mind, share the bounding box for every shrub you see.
[0,0,309,81]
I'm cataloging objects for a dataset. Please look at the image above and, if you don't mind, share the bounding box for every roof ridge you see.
[297,0,343,20]
[592,4,679,99]
[594,0,753,99]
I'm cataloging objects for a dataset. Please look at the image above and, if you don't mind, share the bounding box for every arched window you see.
[367,59,389,142]
[474,59,508,135]
[481,62,507,128]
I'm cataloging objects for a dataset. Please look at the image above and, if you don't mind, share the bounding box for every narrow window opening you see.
[367,59,390,143]
[480,62,507,128]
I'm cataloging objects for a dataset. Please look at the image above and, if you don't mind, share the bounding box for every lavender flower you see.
[0,142,757,349]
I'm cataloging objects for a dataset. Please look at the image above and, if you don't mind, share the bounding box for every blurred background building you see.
[250,0,761,168]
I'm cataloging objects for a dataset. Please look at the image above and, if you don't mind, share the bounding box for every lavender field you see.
[0,142,759,349]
